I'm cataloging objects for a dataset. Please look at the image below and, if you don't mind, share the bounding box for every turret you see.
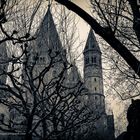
[83,28,105,114]
[83,28,103,95]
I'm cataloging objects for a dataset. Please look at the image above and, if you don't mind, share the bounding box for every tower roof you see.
[35,8,62,53]
[68,61,82,83]
[84,28,101,53]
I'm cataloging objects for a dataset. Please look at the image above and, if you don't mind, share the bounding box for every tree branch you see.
[55,0,140,77]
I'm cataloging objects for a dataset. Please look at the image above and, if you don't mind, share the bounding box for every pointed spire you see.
[84,28,101,53]
[48,0,51,8]
[36,6,62,53]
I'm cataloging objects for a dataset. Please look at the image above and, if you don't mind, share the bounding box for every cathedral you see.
[0,6,115,140]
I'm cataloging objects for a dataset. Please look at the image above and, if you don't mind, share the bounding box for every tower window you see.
[91,45,94,48]
[42,57,45,62]
[53,70,57,76]
[95,87,97,91]
[91,57,94,63]
[0,113,4,123]
[94,78,96,82]
[94,57,97,63]
[39,57,45,62]
[91,57,97,63]
[85,57,89,64]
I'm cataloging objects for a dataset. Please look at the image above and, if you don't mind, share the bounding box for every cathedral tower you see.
[83,28,105,113]
[83,28,112,139]
[30,7,66,82]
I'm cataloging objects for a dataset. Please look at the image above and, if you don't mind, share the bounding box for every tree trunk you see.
[25,116,33,140]
[127,0,140,44]
[25,133,32,140]
[42,119,47,139]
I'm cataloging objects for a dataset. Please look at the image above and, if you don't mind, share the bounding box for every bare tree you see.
[55,0,140,79]
[0,3,105,140]
[89,0,140,99]
[0,0,44,45]
[0,37,103,140]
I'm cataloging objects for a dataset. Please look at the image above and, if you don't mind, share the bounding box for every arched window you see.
[94,57,97,63]
[85,57,89,64]
[95,87,97,91]
[53,70,57,77]
[0,113,4,123]
[42,57,45,62]
[91,57,94,63]
[91,57,97,63]
[39,56,45,63]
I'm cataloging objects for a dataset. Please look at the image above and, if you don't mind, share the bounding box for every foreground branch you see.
[55,0,140,77]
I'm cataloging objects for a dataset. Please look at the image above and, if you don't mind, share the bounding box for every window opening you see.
[85,57,89,64]
[95,87,97,91]
[94,57,97,63]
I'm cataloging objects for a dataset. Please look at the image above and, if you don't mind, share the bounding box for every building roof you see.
[35,7,63,54]
[84,28,101,53]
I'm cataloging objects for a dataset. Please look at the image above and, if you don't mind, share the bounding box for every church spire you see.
[36,5,62,52]
[84,28,101,53]
[83,27,106,122]
[48,0,51,8]
[83,27,103,94]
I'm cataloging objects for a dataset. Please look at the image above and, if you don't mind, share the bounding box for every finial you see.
[48,0,51,10]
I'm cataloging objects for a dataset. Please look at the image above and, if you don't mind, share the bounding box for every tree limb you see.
[55,0,140,77]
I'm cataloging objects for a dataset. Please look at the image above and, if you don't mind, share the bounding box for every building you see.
[0,6,115,140]
[81,26,115,140]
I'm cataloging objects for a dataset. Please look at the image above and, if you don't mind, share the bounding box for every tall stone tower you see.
[83,28,110,140]
[83,28,105,113]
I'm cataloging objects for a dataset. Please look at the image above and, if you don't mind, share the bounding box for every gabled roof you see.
[84,28,101,53]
